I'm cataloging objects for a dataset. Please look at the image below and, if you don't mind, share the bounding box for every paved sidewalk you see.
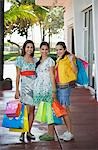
[0,88,98,150]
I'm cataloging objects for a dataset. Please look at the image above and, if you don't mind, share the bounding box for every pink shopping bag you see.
[5,100,22,117]
[79,58,88,69]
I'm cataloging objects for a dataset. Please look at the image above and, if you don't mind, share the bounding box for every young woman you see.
[15,40,37,142]
[55,41,77,141]
[33,41,56,141]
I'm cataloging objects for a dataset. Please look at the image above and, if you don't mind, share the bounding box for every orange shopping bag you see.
[52,100,67,117]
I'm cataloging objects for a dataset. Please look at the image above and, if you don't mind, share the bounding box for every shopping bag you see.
[2,104,24,128]
[9,105,29,132]
[46,102,54,124]
[5,100,22,117]
[76,58,88,85]
[35,101,47,123]
[52,100,67,117]
[53,113,63,125]
[35,101,54,124]
[79,58,88,69]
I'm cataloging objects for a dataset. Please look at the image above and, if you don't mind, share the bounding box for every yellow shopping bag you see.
[9,105,29,132]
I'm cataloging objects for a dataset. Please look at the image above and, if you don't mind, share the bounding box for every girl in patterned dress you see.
[33,42,56,141]
[15,40,37,142]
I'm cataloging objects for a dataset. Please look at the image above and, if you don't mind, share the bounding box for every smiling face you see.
[40,45,49,58]
[56,44,66,58]
[25,43,34,56]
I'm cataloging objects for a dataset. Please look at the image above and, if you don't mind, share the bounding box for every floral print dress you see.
[15,56,37,106]
[33,57,55,106]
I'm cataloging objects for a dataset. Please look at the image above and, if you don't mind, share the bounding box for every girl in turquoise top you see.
[15,40,37,142]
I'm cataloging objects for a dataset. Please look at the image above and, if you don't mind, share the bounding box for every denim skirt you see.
[57,86,72,106]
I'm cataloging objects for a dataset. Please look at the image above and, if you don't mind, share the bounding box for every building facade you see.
[35,0,98,101]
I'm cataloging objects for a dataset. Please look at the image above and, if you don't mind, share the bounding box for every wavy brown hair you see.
[21,40,35,57]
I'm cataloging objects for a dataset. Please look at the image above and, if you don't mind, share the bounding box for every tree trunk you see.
[49,28,51,47]
[42,27,45,41]
[0,1,4,87]
[39,23,43,41]
[25,28,28,40]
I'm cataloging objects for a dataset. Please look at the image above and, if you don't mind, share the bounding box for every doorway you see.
[83,7,95,88]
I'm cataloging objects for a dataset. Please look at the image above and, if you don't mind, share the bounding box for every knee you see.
[29,106,35,114]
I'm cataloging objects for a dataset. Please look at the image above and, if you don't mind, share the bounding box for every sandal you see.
[26,132,35,141]
[39,133,54,141]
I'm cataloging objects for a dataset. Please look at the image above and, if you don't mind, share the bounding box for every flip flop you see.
[39,133,54,141]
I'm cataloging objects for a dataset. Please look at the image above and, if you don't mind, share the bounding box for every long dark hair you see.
[21,40,35,57]
[36,41,50,68]
[56,41,70,59]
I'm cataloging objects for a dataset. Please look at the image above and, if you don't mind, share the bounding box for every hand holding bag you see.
[52,100,67,117]
[5,100,22,117]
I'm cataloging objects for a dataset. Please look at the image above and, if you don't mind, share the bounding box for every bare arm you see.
[49,66,56,99]
[15,66,21,99]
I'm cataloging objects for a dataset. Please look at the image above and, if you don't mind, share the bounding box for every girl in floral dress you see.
[15,40,37,142]
[33,41,56,141]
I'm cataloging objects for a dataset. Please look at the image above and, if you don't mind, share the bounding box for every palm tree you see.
[4,4,38,37]
[33,5,48,41]
[5,0,48,41]
[0,0,4,88]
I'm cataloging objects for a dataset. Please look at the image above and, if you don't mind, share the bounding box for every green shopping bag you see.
[46,102,54,124]
[35,101,54,124]
[35,101,46,123]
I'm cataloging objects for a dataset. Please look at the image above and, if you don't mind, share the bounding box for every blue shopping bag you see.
[76,58,88,85]
[9,105,29,132]
[2,104,24,129]
[53,113,63,125]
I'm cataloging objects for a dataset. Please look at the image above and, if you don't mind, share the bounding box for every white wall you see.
[64,0,92,56]
[72,0,91,57]
[63,0,74,50]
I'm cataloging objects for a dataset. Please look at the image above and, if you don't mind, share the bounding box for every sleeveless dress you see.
[15,56,37,106]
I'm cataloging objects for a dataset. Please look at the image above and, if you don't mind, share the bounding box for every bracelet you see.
[52,90,56,93]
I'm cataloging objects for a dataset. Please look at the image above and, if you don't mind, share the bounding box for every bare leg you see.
[48,124,54,137]
[28,105,35,132]
[63,106,72,133]
[26,105,35,141]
